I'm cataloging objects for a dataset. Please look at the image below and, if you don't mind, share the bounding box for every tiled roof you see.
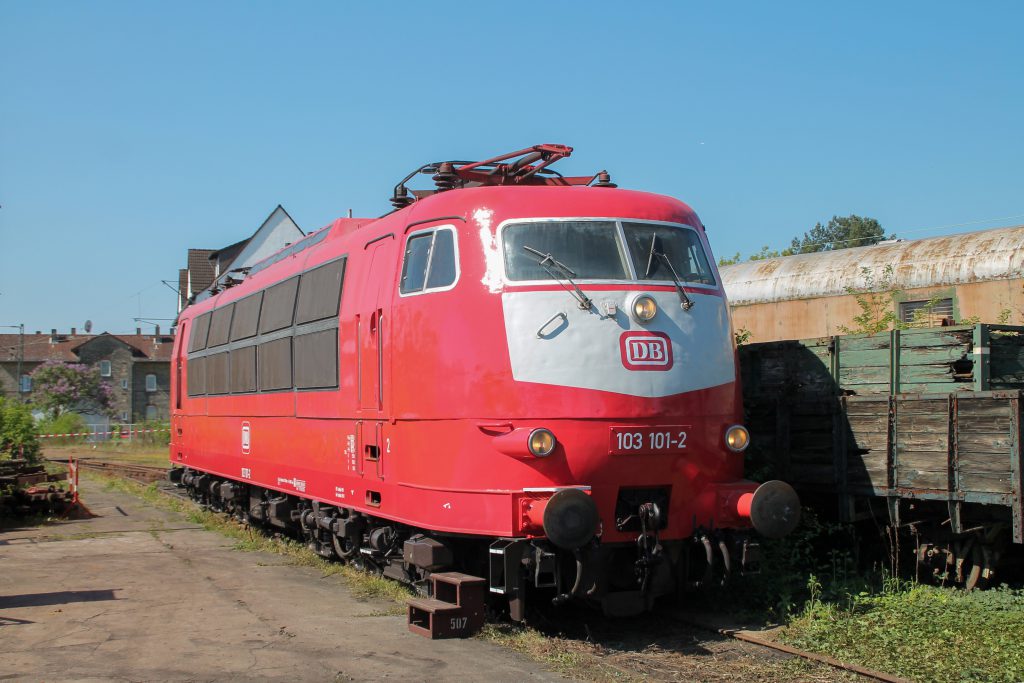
[0,332,175,363]
[187,248,217,294]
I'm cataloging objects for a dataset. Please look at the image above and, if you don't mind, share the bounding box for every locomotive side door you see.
[358,234,396,481]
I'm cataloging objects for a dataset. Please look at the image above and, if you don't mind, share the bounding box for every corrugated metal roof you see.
[719,224,1024,305]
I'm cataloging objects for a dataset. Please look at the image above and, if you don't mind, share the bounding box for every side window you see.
[294,329,338,389]
[295,258,346,324]
[145,374,157,392]
[400,227,458,295]
[206,352,231,395]
[207,304,234,347]
[230,292,262,341]
[188,313,211,352]
[187,356,206,397]
[230,346,257,393]
[259,277,299,334]
[258,337,292,391]
[99,360,112,377]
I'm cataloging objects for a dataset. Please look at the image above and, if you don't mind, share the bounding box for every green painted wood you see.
[974,325,990,391]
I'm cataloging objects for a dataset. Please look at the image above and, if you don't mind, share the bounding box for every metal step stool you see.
[407,571,485,639]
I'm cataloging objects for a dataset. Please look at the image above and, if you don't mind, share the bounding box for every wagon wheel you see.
[953,538,984,590]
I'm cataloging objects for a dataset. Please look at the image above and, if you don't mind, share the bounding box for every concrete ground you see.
[0,477,562,682]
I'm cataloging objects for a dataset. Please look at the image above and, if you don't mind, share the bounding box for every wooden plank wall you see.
[739,325,1024,540]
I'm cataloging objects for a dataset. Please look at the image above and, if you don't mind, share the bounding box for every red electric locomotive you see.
[170,145,799,631]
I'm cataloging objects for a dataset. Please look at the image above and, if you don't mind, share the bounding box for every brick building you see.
[0,328,175,423]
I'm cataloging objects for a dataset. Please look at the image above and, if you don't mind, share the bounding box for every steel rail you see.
[47,459,168,484]
[674,615,912,683]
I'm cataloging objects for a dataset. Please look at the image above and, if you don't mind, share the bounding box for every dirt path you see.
[0,476,559,682]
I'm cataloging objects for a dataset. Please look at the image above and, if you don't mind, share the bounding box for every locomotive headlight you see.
[631,295,658,323]
[528,428,556,457]
[725,425,750,452]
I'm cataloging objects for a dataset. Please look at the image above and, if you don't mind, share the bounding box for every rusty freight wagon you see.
[740,324,1024,588]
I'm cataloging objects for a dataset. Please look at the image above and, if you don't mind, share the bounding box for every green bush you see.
[0,398,40,461]
[134,420,170,447]
[37,412,89,446]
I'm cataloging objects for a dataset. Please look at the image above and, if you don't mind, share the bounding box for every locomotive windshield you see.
[503,220,715,285]
[504,221,628,280]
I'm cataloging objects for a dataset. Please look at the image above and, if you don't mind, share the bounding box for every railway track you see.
[49,458,169,485]
[74,459,907,681]
[673,615,910,683]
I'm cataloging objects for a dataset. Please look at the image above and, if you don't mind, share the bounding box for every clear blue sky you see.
[2,2,1022,334]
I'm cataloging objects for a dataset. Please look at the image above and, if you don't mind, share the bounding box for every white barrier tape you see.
[38,427,170,439]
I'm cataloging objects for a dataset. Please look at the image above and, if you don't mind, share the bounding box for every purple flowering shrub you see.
[30,361,115,418]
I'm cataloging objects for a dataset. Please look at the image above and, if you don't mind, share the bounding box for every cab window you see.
[400,227,458,294]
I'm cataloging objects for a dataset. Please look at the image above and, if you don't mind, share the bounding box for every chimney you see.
[35,330,41,335]
[51,328,56,335]
[71,327,76,335]
[136,327,141,335]
[155,324,160,335]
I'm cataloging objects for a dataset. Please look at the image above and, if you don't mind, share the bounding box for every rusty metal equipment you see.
[0,460,76,517]
[407,572,486,639]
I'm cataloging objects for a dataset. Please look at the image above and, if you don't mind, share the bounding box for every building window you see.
[145,404,158,421]
[19,374,31,393]
[121,379,129,390]
[99,360,112,377]
[900,298,954,326]
[146,374,157,392]
[121,411,129,422]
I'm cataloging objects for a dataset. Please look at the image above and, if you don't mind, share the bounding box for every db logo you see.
[620,331,673,371]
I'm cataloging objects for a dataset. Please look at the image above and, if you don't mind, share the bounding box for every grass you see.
[91,473,413,608]
[45,443,170,467]
[479,623,623,681]
[692,507,1024,683]
[782,580,1024,682]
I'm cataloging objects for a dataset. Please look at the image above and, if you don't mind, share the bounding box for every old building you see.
[720,224,1024,342]
[178,205,303,312]
[0,329,174,423]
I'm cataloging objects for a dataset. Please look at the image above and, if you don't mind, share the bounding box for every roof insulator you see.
[432,162,460,192]
[593,170,617,188]
[391,185,414,210]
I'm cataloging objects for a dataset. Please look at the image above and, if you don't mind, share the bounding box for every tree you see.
[748,245,784,261]
[30,361,114,419]
[717,214,890,265]
[0,397,40,461]
[789,214,890,254]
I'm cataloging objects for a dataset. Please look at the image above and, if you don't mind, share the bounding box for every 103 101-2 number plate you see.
[609,426,689,454]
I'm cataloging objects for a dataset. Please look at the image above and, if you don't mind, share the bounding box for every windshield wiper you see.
[645,235,694,310]
[522,245,594,310]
